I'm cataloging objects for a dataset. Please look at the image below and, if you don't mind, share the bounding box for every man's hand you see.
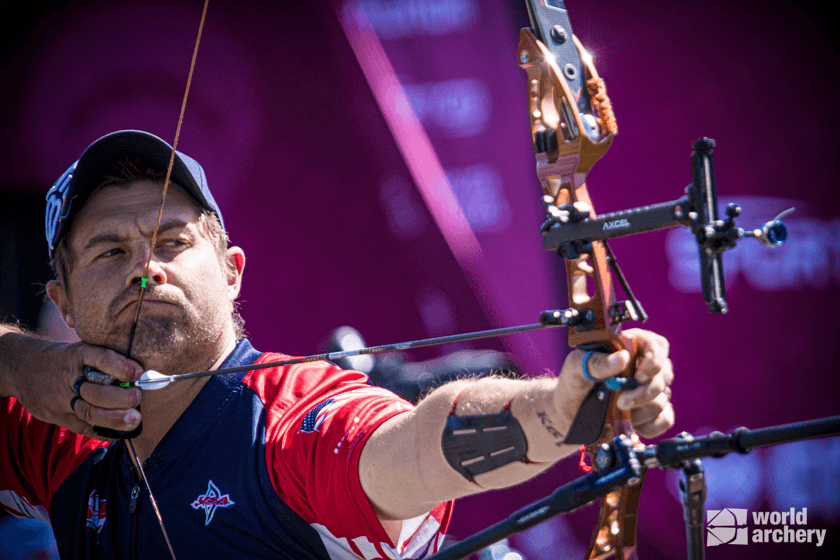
[1,328,144,439]
[556,328,675,439]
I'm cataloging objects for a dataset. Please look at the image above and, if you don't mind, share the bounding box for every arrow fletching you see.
[133,370,172,390]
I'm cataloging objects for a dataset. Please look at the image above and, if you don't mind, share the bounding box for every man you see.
[0,131,674,559]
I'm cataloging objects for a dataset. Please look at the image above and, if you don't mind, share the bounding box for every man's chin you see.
[80,312,226,374]
[130,327,184,355]
[127,322,217,375]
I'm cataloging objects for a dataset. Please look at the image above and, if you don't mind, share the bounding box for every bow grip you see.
[564,339,640,445]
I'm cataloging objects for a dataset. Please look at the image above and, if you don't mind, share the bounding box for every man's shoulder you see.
[223,339,369,394]
[245,353,372,404]
[241,351,412,422]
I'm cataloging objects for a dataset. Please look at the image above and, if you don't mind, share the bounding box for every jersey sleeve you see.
[244,355,452,559]
[0,397,107,524]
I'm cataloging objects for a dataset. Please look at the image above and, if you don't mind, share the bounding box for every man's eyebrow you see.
[82,220,192,250]
[152,219,191,236]
[84,233,126,250]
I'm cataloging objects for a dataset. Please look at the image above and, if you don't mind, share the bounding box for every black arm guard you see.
[441,405,529,481]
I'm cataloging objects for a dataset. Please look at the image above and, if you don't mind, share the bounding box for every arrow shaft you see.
[140,318,572,388]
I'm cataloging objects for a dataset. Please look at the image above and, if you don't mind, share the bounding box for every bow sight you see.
[539,136,790,314]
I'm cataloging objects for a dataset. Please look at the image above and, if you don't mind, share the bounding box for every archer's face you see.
[48,180,242,373]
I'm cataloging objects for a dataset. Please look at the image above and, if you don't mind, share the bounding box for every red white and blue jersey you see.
[0,339,452,559]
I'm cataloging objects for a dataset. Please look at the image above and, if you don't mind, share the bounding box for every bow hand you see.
[574,330,675,439]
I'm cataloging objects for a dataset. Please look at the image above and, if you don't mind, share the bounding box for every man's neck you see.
[127,335,237,464]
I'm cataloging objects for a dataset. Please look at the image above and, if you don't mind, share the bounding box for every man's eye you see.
[98,248,123,259]
[160,239,189,250]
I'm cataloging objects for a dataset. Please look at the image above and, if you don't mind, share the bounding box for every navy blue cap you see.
[45,130,224,257]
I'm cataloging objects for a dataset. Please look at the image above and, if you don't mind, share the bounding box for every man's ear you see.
[225,247,245,300]
[46,280,76,329]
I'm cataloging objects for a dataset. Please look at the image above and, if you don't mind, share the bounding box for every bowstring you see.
[127,0,209,356]
[123,1,210,557]
[128,439,178,560]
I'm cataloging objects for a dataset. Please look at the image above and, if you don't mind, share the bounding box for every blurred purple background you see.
[1,1,838,559]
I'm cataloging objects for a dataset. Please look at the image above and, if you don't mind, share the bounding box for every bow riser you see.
[519,15,645,560]
[519,26,633,354]
[519,29,614,173]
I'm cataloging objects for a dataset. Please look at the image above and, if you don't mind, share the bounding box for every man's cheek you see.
[75,307,128,345]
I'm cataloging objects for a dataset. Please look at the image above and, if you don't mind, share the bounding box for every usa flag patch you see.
[298,398,338,433]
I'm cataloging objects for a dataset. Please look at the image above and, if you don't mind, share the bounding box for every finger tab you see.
[84,367,117,385]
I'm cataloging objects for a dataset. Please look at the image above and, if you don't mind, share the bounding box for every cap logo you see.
[45,162,77,252]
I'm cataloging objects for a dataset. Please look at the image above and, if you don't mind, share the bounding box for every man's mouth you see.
[117,295,179,315]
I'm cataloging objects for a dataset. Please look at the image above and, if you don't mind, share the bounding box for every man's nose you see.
[127,250,168,289]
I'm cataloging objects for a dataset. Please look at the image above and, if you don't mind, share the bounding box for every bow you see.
[519,2,644,557]
[515,1,787,558]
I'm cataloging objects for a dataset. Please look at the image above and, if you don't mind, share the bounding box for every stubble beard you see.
[127,311,229,375]
[81,291,234,376]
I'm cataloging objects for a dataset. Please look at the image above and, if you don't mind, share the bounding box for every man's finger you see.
[616,359,674,410]
[622,328,670,378]
[58,413,100,439]
[77,346,143,384]
[583,349,631,380]
[631,399,675,438]
[72,397,142,434]
[78,382,141,411]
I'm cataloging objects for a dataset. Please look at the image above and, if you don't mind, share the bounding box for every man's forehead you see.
[70,180,203,240]
[81,180,201,217]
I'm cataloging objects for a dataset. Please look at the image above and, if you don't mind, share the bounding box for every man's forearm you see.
[0,323,53,398]
[440,375,589,466]
[359,374,592,520]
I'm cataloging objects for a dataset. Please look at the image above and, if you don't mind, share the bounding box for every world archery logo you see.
[192,480,235,526]
[706,508,749,546]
